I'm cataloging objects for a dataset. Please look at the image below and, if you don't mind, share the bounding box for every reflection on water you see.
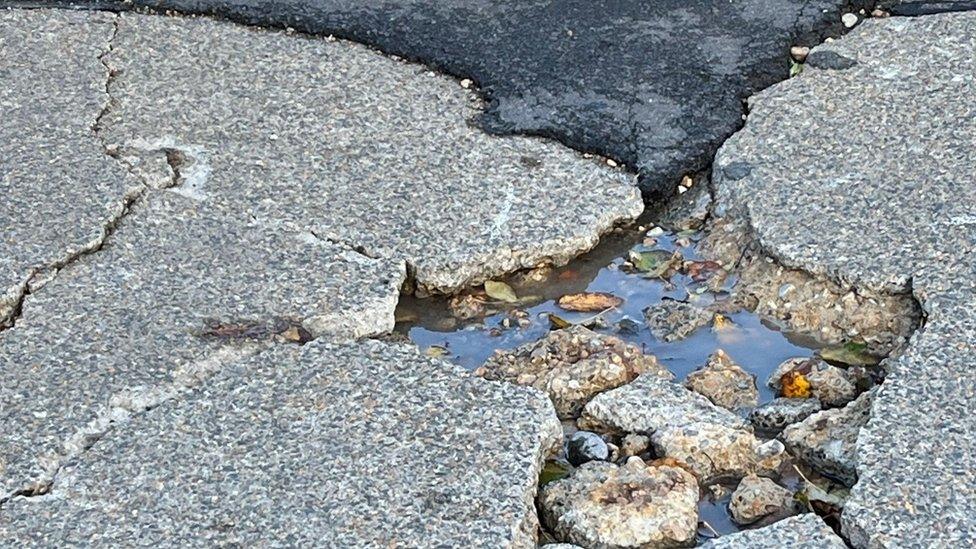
[396,224,822,406]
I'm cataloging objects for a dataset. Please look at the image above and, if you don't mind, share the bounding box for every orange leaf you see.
[781,371,812,398]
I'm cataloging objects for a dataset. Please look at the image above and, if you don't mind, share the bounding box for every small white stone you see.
[460,78,473,89]
[606,158,618,167]
[842,13,858,28]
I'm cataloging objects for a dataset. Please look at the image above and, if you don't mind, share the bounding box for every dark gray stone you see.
[566,431,609,467]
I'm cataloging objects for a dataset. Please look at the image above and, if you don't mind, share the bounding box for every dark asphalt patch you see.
[37,0,874,199]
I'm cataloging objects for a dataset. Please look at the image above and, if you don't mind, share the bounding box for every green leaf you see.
[539,460,571,486]
[789,59,804,77]
[629,249,680,279]
[819,341,880,366]
[484,280,518,303]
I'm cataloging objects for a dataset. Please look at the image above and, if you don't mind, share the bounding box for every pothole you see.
[395,179,922,544]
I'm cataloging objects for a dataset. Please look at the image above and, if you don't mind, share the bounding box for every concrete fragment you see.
[749,398,822,434]
[685,349,758,411]
[728,474,796,525]
[579,373,749,435]
[0,10,139,325]
[644,299,714,342]
[769,357,857,407]
[539,459,699,548]
[478,325,671,419]
[100,13,642,295]
[783,388,875,487]
[701,513,847,548]
[0,339,561,547]
[0,192,403,499]
[651,423,784,480]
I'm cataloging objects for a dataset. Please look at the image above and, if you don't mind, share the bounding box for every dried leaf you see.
[685,260,724,281]
[557,292,623,312]
[781,370,812,398]
[819,341,880,366]
[712,314,736,331]
[539,460,571,486]
[484,280,518,303]
[424,345,449,358]
[548,313,572,330]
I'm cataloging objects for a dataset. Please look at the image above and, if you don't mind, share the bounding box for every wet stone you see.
[478,325,672,419]
[783,388,875,486]
[566,431,609,467]
[644,299,714,342]
[539,458,699,549]
[728,474,796,525]
[749,398,822,434]
[684,349,758,411]
[701,513,847,548]
[769,357,857,407]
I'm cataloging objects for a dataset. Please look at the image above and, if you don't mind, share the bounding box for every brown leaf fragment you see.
[557,292,623,312]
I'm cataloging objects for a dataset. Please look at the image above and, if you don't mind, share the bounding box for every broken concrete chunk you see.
[0,10,140,326]
[0,192,404,500]
[749,398,822,434]
[685,349,758,411]
[539,459,699,548]
[783,389,875,486]
[644,299,714,342]
[579,373,749,435]
[651,423,784,480]
[478,325,671,419]
[769,357,857,407]
[701,513,847,548]
[101,13,642,295]
[729,474,796,525]
[0,339,561,547]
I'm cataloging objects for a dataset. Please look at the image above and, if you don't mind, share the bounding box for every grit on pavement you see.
[1,4,975,548]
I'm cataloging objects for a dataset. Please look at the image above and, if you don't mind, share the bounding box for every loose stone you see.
[478,325,671,419]
[644,299,714,342]
[651,422,785,480]
[749,398,822,434]
[566,431,610,467]
[539,458,699,548]
[782,389,875,486]
[769,357,857,407]
[790,46,810,62]
[621,433,652,459]
[842,13,859,28]
[684,349,759,411]
[729,474,796,525]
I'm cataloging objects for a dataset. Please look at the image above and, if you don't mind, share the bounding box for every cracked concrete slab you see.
[98,13,642,295]
[89,0,874,198]
[712,12,976,546]
[700,513,847,548]
[0,191,403,500]
[0,338,561,547]
[0,10,139,326]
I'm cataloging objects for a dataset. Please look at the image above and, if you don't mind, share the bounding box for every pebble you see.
[566,431,610,466]
[790,46,810,63]
[729,474,796,525]
[842,13,859,28]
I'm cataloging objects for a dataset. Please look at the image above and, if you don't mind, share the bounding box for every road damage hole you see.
[197,317,313,345]
[396,188,921,543]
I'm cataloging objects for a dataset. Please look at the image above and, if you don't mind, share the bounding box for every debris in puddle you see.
[782,388,876,486]
[684,349,759,411]
[476,325,671,419]
[197,317,312,344]
[397,216,914,539]
[728,474,797,525]
[539,458,699,548]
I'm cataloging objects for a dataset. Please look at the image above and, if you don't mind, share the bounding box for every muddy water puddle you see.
[396,223,823,407]
[396,213,871,543]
